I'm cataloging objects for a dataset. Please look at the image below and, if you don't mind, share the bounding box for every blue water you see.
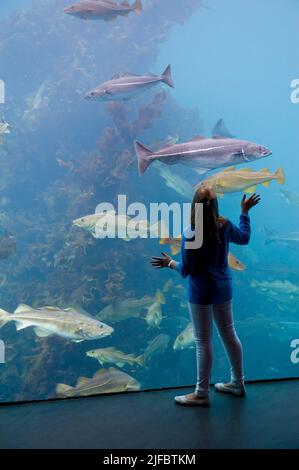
[0,0,298,402]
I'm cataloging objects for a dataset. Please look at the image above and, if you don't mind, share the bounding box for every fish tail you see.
[136,354,144,367]
[134,141,154,175]
[56,383,73,397]
[133,0,142,14]
[155,289,166,305]
[275,167,286,185]
[161,65,174,88]
[0,308,10,328]
[264,227,275,245]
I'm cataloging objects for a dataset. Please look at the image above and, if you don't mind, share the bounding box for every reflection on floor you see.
[0,380,298,449]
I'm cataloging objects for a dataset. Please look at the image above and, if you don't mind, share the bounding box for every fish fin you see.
[237,167,253,172]
[136,354,144,367]
[187,135,206,142]
[120,0,130,5]
[161,65,174,88]
[159,238,169,245]
[133,0,143,15]
[275,167,285,185]
[170,245,181,256]
[34,327,51,338]
[134,141,154,175]
[14,304,32,314]
[77,376,90,387]
[93,369,107,378]
[212,119,235,138]
[116,362,125,368]
[16,321,32,331]
[222,166,236,172]
[262,181,271,187]
[56,384,73,396]
[244,186,257,194]
[0,308,10,328]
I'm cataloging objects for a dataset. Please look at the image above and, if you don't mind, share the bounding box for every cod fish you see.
[159,236,245,271]
[145,289,165,329]
[173,322,195,350]
[264,227,299,249]
[0,117,11,143]
[85,65,173,101]
[73,210,169,239]
[0,305,113,342]
[135,119,272,176]
[64,0,142,21]
[280,188,299,208]
[143,334,170,366]
[251,279,299,296]
[96,294,155,323]
[201,166,285,196]
[86,347,144,367]
[56,367,140,398]
[154,162,194,200]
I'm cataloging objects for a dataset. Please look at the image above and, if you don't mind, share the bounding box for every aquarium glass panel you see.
[0,0,298,403]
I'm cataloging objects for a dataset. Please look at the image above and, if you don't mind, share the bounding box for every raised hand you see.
[241,193,261,214]
[150,252,172,269]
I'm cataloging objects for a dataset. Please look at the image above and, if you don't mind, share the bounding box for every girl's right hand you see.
[150,252,172,269]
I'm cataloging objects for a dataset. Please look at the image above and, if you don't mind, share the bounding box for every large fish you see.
[264,227,299,249]
[173,322,195,350]
[73,210,168,239]
[154,162,194,200]
[251,279,299,296]
[135,127,272,176]
[280,188,299,208]
[0,305,113,342]
[85,65,173,101]
[145,289,165,329]
[143,334,170,366]
[96,294,155,323]
[201,166,285,196]
[86,346,144,367]
[64,0,142,21]
[56,368,140,397]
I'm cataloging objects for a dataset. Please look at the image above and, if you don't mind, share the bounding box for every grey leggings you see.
[188,300,244,397]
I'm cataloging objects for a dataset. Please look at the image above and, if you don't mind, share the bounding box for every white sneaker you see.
[174,392,210,407]
[214,382,246,397]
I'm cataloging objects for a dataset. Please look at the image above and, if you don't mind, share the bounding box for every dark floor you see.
[0,380,298,449]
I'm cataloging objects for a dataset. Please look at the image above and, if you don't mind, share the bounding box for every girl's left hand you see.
[150,252,172,269]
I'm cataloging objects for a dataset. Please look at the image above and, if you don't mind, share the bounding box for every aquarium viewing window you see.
[0,0,298,404]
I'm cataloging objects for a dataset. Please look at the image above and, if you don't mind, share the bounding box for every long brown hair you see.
[191,186,220,244]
